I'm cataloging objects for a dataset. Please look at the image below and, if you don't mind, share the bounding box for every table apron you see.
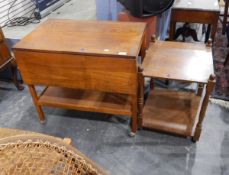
[171,10,219,24]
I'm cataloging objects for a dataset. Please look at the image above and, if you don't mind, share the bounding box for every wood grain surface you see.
[143,41,214,83]
[15,51,138,95]
[13,19,146,58]
[142,88,201,136]
[39,87,132,116]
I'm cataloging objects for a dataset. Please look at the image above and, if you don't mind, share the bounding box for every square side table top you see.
[142,41,214,83]
[13,19,146,58]
[173,0,220,12]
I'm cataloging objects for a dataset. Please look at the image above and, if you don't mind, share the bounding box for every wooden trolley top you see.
[13,19,146,58]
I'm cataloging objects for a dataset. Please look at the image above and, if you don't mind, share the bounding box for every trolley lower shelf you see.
[38,87,132,116]
[142,88,201,136]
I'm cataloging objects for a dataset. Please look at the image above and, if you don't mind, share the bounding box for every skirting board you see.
[39,0,71,18]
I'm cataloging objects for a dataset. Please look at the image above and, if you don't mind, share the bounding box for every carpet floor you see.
[213,22,229,100]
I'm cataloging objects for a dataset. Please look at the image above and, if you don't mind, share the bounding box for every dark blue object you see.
[35,0,60,12]
[118,0,174,17]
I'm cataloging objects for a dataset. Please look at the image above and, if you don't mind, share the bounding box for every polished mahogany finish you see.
[143,41,214,83]
[139,40,215,142]
[14,19,147,135]
[14,19,146,58]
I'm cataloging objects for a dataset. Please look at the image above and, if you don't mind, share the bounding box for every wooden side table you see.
[138,41,215,142]
[169,0,220,42]
[14,19,147,136]
[0,28,23,90]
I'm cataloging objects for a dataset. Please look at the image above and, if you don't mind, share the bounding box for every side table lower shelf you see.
[142,88,201,136]
[38,87,132,116]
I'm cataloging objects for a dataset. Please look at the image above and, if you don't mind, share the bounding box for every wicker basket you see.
[0,128,108,175]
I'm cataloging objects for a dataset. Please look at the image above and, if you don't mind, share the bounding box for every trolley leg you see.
[28,85,45,123]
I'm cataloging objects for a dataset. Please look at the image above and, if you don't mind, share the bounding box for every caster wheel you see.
[16,84,24,91]
[191,137,197,143]
[40,120,46,124]
[129,132,136,137]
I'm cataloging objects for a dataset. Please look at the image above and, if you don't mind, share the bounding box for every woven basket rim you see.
[0,133,108,175]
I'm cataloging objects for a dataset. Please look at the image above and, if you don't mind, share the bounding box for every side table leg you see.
[138,67,144,129]
[169,21,176,40]
[130,94,137,136]
[222,1,229,35]
[28,85,46,123]
[193,75,216,142]
[211,16,219,42]
[205,24,211,43]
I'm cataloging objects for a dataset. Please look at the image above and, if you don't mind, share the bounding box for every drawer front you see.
[171,10,219,23]
[0,42,11,67]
